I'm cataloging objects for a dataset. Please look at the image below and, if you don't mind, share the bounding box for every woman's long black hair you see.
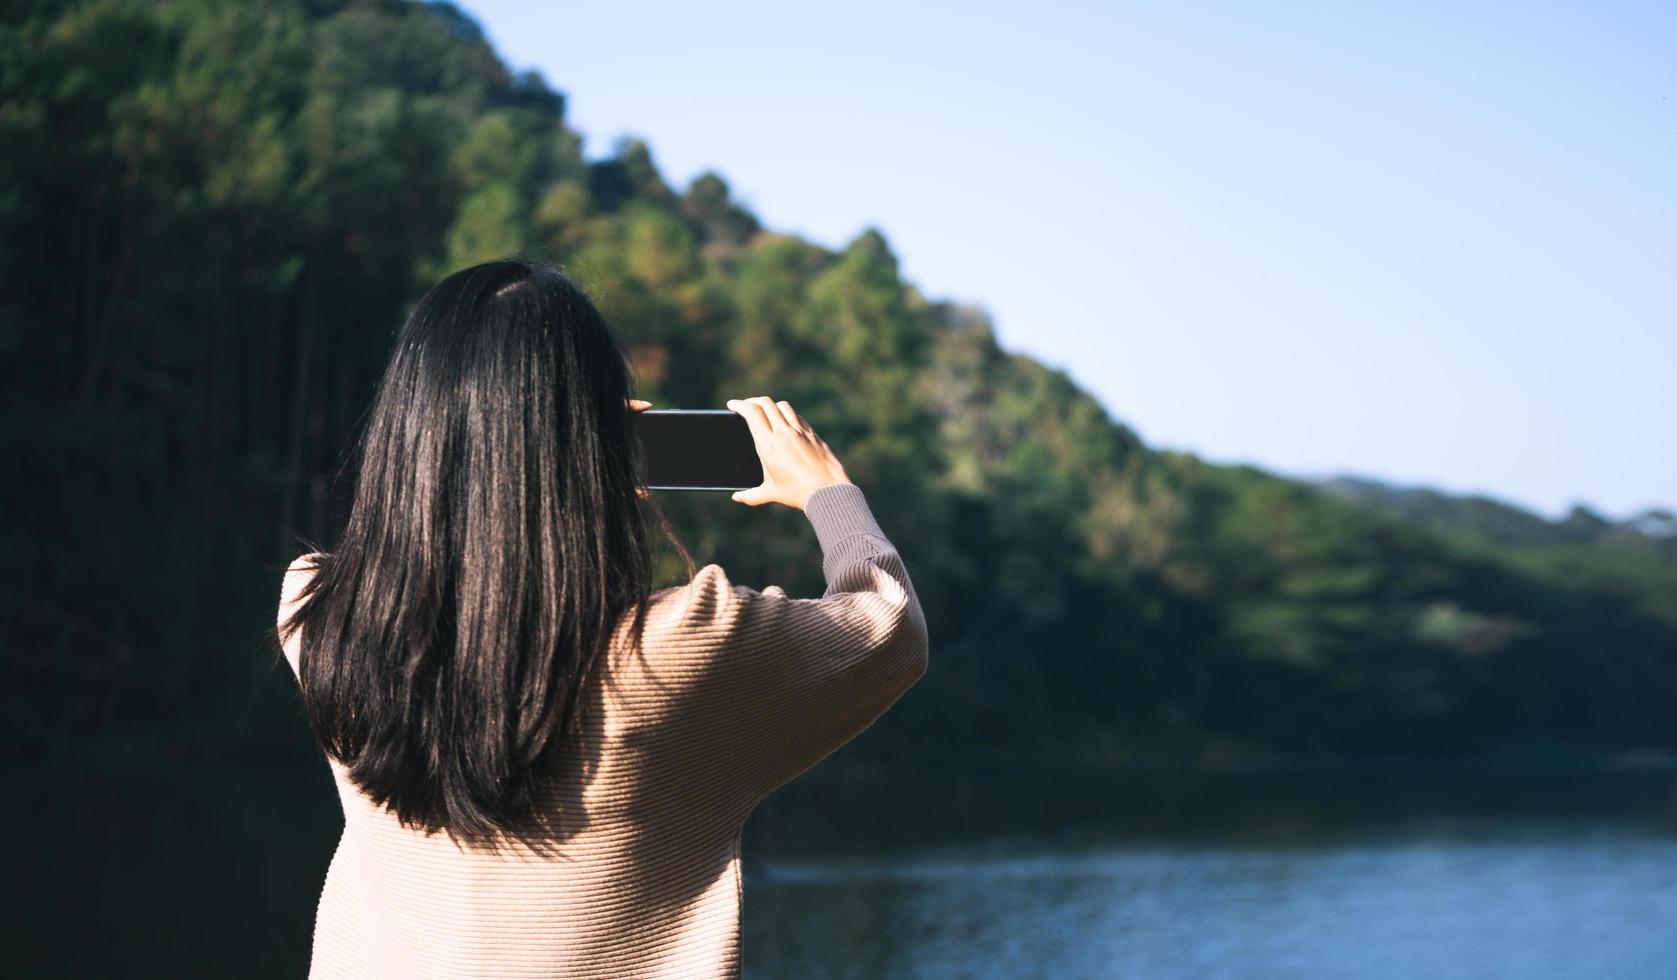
[277,259,691,848]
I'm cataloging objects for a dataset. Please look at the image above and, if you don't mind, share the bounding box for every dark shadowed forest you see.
[4,0,1675,781]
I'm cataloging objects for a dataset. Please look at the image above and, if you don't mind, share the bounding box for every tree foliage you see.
[4,0,1673,770]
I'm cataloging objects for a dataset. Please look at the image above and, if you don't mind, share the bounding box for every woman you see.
[275,259,927,978]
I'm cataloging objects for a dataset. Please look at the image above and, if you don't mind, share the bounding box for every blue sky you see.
[464,0,1673,519]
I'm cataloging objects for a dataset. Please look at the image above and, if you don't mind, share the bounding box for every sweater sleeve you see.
[608,482,928,813]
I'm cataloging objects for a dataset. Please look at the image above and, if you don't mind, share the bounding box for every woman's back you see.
[279,482,927,979]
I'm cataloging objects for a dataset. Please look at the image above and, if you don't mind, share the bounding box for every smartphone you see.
[632,409,764,491]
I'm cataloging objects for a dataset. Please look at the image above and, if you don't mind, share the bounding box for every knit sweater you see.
[277,482,928,979]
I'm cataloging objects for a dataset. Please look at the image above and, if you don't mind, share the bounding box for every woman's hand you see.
[725,396,853,511]
[628,399,653,499]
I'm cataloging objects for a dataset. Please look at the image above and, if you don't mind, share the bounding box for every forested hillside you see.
[4,0,1673,772]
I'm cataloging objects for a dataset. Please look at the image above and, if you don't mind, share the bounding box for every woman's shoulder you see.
[612,562,781,650]
[277,551,327,677]
[637,563,732,631]
[664,562,792,621]
[285,550,326,577]
[279,552,326,612]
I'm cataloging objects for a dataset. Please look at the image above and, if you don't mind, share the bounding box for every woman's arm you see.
[606,483,926,816]
[723,482,927,790]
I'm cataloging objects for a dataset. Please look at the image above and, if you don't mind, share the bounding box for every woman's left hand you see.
[628,399,653,498]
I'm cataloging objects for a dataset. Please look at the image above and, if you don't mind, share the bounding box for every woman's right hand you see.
[726,396,853,511]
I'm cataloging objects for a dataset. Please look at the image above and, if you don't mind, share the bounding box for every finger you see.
[727,397,771,441]
[635,487,650,499]
[726,398,775,447]
[774,400,802,432]
[731,486,767,506]
[627,398,653,413]
[748,395,786,432]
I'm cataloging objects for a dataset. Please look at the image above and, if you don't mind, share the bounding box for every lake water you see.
[740,767,1677,979]
[8,761,1676,978]
[744,822,1677,978]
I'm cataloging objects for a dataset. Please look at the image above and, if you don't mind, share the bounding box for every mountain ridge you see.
[4,0,1673,770]
[1314,474,1677,555]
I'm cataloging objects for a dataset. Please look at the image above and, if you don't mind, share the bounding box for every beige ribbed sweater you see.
[277,482,928,979]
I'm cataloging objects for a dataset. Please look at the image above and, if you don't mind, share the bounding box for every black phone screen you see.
[632,410,764,491]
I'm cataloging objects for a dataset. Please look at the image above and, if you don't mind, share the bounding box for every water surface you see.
[7,760,1675,978]
[744,819,1677,978]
